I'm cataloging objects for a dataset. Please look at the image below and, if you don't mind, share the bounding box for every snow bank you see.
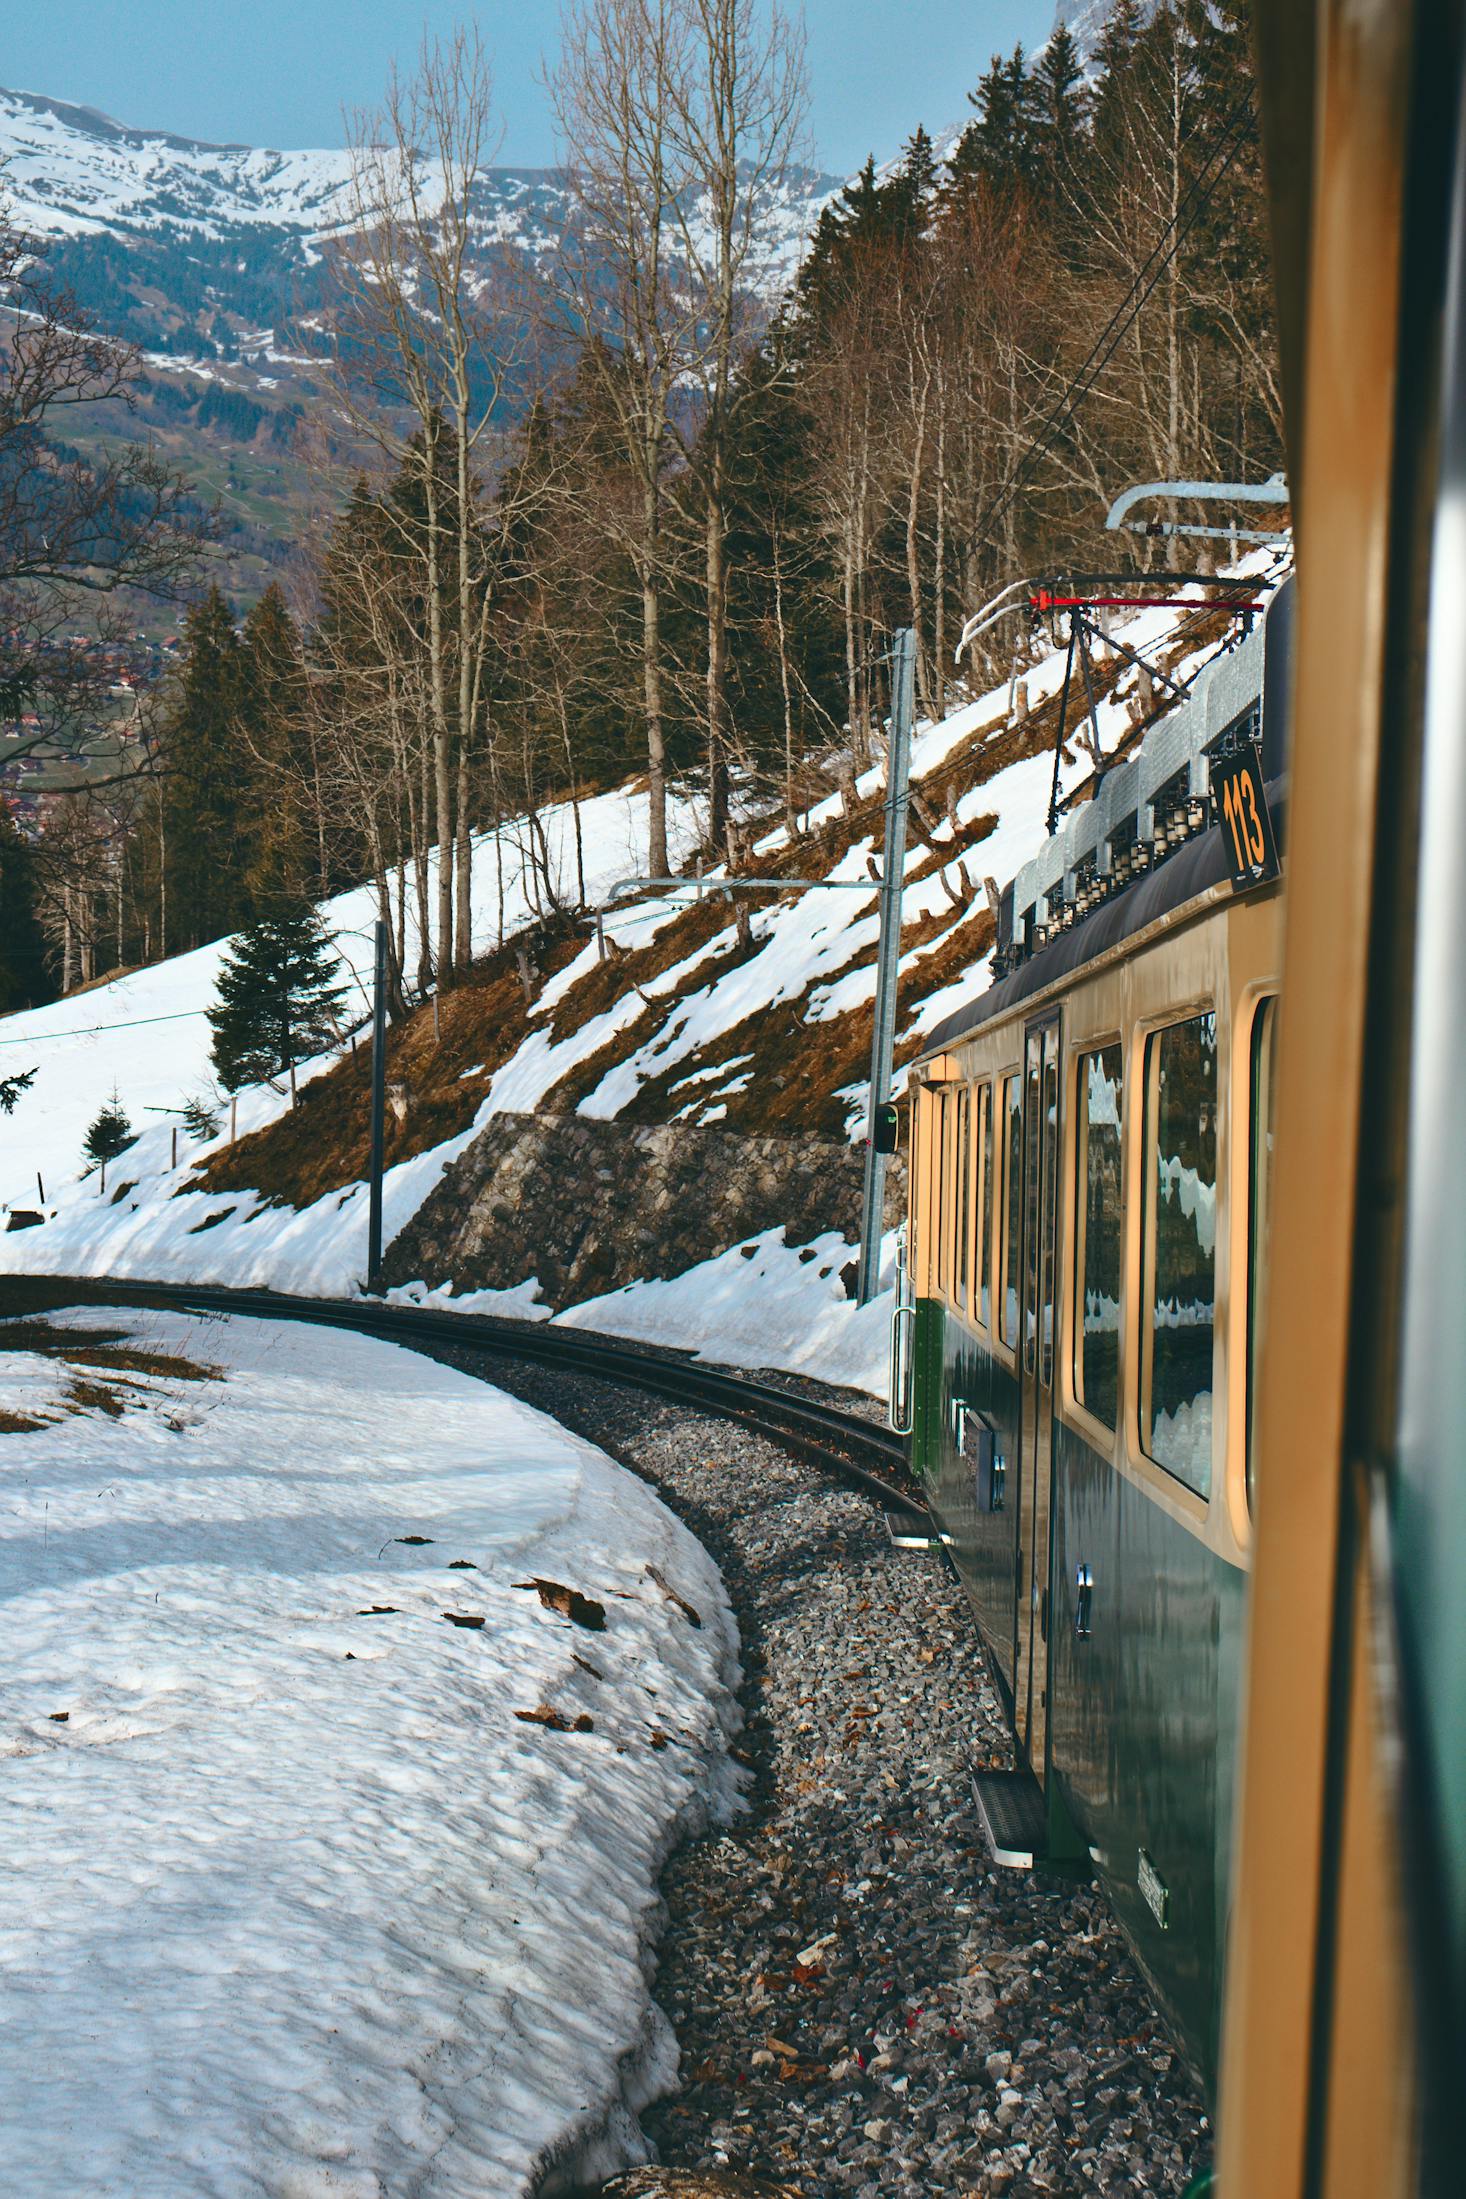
[393,1225,901,1400]
[556,1225,898,1396]
[0,1308,741,2195]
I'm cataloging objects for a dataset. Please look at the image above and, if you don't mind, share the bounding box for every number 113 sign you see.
[1212,743,1280,889]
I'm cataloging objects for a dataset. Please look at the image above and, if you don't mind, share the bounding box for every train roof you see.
[914,575,1294,1066]
[916,776,1286,1060]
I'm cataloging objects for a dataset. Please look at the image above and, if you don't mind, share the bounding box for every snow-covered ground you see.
[0,1306,740,2195]
[0,563,1282,1398]
[393,1224,902,1398]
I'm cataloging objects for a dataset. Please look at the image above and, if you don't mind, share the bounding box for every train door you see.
[1014,1014,1061,1779]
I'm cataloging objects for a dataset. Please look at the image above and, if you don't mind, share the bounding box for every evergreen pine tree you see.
[83,1091,135,1170]
[181,1093,222,1141]
[1090,0,1149,165]
[963,45,1042,185]
[1035,25,1090,173]
[237,585,313,909]
[794,156,900,324]
[160,588,249,953]
[884,125,939,245]
[0,805,52,1012]
[207,905,348,1100]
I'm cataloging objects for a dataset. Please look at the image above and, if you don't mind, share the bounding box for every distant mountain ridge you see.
[0,81,842,600]
[0,85,365,237]
[0,79,839,433]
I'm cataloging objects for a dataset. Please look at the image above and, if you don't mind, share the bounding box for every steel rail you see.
[30,1277,924,1522]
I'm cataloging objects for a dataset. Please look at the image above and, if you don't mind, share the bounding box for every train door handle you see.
[1075,1564,1094,1639]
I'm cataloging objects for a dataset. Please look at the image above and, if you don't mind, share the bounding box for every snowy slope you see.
[0,1306,739,2196]
[0,562,1284,1393]
[0,644,1082,1355]
[0,776,699,1253]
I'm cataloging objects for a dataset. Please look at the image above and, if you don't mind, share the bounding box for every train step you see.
[972,1766,1049,1869]
[883,1509,936,1548]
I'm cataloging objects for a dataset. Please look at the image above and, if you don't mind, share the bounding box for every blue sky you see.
[0,2,1054,172]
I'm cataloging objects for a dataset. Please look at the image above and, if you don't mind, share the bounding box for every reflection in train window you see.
[1143,1012,1218,1497]
[1076,1044,1124,1430]
[1248,998,1278,1510]
[977,1082,994,1330]
[1041,1035,1059,1386]
[933,1089,948,1296]
[1023,1032,1043,1375]
[955,1087,971,1309]
[1002,1072,1022,1348]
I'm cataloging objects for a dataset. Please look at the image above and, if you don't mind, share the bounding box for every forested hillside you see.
[1,0,1276,1026]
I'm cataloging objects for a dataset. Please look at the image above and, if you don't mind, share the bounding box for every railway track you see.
[20,1277,924,1526]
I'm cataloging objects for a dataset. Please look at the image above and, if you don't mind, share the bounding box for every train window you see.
[1001,1072,1022,1348]
[1075,1044,1124,1430]
[977,1081,994,1329]
[958,1086,967,1301]
[1142,1012,1219,1497]
[1023,1031,1043,1375]
[1247,999,1278,1510]
[1042,1038,1059,1384]
[935,1089,950,1297]
[925,1089,938,1294]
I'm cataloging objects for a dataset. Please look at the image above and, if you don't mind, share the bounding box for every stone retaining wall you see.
[382,1111,906,1310]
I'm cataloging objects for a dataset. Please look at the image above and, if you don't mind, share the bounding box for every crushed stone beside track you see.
[411,1347,1213,2198]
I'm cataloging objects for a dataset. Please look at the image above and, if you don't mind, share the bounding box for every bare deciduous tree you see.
[329,31,518,985]
[664,0,807,849]
[551,0,707,878]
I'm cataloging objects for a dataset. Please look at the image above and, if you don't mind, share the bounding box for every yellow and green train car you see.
[900,5,1466,2186]
[899,601,1287,2089]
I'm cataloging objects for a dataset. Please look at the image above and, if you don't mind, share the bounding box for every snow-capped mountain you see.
[0,85,840,351]
[1051,0,1161,56]
[0,82,841,585]
[0,87,365,239]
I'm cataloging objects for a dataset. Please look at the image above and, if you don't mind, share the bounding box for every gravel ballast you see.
[432,1349,1213,2198]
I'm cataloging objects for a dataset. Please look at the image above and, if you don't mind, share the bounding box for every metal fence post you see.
[857,628,916,1305]
[366,919,388,1294]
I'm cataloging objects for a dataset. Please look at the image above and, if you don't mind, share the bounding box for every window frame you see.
[954,1084,971,1311]
[1138,1004,1221,1502]
[974,1078,994,1334]
[999,1066,1024,1356]
[1245,993,1279,1516]
[1070,1034,1126,1440]
[934,1086,950,1298]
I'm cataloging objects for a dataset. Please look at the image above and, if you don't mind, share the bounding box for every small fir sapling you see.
[207,904,348,1102]
[83,1090,136,1193]
[181,1093,222,1141]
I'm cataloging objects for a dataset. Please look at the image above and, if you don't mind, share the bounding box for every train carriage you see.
[899,595,1290,2087]
[896,2,1466,2187]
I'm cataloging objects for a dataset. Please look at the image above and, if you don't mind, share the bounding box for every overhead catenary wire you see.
[0,1007,213,1047]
